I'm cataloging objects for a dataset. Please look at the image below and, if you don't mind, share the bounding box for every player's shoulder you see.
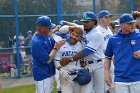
[92,27,104,36]
[75,41,82,47]
[96,25,104,30]
[59,41,69,50]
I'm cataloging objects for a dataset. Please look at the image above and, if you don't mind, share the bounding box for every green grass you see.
[0,83,57,93]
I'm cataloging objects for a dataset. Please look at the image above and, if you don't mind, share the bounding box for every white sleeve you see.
[54,49,62,63]
[85,32,104,52]
[59,26,69,34]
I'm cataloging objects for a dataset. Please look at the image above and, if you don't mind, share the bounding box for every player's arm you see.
[104,38,113,86]
[60,48,93,66]
[47,40,65,64]
[60,32,104,66]
[59,25,83,34]
[104,58,112,86]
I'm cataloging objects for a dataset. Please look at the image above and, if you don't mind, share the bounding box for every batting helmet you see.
[73,69,91,85]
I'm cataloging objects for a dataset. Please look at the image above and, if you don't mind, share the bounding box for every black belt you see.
[68,71,77,75]
[88,59,102,64]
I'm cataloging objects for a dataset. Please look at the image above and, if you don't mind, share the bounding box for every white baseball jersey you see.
[96,25,113,51]
[54,40,83,71]
[81,26,105,61]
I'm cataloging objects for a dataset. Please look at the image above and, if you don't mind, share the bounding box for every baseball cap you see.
[99,10,112,19]
[27,31,32,35]
[119,13,137,24]
[59,20,67,26]
[36,16,55,28]
[80,11,96,22]
[113,19,120,27]
[73,69,91,85]
[72,20,80,25]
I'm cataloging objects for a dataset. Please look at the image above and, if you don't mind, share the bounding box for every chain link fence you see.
[0,0,139,78]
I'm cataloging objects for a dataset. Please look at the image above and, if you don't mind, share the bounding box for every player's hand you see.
[52,25,61,33]
[105,70,112,86]
[80,59,87,68]
[59,68,70,80]
[54,40,65,50]
[133,50,140,59]
[60,57,70,66]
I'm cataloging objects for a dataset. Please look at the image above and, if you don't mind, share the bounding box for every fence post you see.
[130,0,134,12]
[14,0,20,79]
[57,0,63,23]
[93,0,96,14]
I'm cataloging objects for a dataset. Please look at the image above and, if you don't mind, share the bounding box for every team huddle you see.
[31,10,140,93]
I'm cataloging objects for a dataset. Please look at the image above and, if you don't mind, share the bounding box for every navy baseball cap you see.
[36,16,55,28]
[113,19,120,27]
[73,69,91,85]
[99,10,112,19]
[119,13,137,24]
[80,11,96,22]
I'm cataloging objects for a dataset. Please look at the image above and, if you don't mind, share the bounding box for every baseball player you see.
[111,19,121,34]
[31,16,64,93]
[105,13,140,93]
[49,27,63,93]
[96,10,115,92]
[59,11,105,93]
[96,10,113,51]
[54,26,84,93]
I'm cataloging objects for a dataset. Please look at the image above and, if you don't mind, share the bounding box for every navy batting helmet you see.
[73,69,91,85]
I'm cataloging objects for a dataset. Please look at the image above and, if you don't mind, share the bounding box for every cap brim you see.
[47,23,56,29]
[104,14,112,17]
[80,19,92,22]
[115,25,121,27]
[125,20,137,24]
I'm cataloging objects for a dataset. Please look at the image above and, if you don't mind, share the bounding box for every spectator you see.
[24,31,32,67]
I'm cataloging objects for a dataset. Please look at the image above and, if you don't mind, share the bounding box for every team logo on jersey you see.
[62,51,77,56]
[131,40,136,45]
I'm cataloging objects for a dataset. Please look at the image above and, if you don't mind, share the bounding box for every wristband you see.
[53,47,58,51]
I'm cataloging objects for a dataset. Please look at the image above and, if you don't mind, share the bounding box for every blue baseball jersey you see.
[105,29,140,82]
[31,34,56,81]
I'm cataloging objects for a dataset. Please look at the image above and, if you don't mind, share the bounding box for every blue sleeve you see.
[105,38,113,60]
[32,41,50,64]
[82,48,93,56]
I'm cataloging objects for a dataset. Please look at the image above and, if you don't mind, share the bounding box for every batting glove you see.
[59,68,70,80]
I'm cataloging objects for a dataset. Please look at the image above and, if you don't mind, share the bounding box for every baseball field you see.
[0,83,57,93]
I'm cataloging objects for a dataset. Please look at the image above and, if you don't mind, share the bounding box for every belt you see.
[88,59,102,64]
[68,71,77,75]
